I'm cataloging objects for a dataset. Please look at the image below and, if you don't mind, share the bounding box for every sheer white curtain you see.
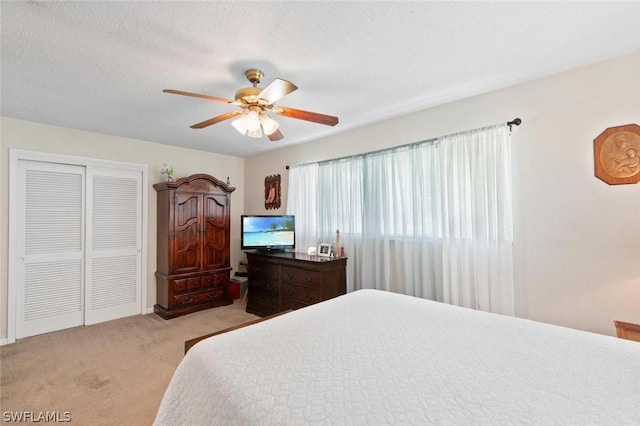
[287,124,514,315]
[285,162,318,254]
[438,125,513,315]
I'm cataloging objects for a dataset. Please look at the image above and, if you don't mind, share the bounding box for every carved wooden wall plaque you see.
[264,174,281,210]
[594,124,640,185]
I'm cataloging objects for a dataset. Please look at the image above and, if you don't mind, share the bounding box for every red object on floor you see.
[229,282,240,299]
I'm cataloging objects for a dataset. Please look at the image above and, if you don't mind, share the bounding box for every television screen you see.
[241,215,295,251]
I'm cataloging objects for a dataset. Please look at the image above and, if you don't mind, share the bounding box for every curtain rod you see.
[285,117,522,170]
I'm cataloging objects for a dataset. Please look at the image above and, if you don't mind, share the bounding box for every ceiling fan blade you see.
[258,79,298,104]
[274,106,339,126]
[190,110,242,129]
[163,89,234,104]
[268,129,284,142]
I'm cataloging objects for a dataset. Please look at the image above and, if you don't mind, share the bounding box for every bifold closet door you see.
[16,161,86,339]
[15,161,143,338]
[85,167,142,325]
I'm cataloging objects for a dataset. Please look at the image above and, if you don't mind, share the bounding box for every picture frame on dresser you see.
[318,243,331,257]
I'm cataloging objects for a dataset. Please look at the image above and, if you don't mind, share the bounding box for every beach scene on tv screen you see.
[244,216,294,246]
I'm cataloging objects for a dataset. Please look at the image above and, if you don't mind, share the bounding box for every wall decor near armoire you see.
[264,174,281,210]
[594,123,640,185]
[154,173,235,319]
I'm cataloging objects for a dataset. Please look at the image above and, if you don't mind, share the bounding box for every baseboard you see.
[0,338,10,346]
[145,307,154,314]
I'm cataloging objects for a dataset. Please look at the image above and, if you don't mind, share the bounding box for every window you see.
[288,124,514,315]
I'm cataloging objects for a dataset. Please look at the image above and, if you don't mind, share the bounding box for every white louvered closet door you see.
[85,167,142,325]
[16,161,86,339]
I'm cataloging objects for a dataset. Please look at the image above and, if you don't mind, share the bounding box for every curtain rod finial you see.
[507,118,522,131]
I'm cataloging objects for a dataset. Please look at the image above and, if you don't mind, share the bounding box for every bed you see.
[155,289,640,425]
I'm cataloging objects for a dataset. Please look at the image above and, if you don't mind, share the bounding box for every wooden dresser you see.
[154,174,235,319]
[246,251,347,317]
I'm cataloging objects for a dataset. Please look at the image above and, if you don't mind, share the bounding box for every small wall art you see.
[594,123,640,185]
[264,174,281,210]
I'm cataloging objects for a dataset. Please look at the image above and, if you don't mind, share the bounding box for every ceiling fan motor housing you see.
[235,86,262,104]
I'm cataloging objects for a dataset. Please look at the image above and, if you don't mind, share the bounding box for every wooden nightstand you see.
[614,320,640,342]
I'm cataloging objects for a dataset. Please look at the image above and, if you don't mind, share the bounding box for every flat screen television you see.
[241,215,295,251]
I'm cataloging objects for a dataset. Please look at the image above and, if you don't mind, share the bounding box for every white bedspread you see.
[155,289,640,425]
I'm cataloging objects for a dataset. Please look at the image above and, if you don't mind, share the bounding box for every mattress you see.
[155,289,640,425]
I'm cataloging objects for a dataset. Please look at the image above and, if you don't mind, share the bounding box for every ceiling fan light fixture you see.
[246,128,263,138]
[246,109,261,132]
[260,113,280,136]
[231,115,249,135]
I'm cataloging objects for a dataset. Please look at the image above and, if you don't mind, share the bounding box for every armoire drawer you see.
[171,276,202,293]
[173,288,226,308]
[201,273,227,289]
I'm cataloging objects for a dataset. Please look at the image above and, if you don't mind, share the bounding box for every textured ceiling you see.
[2,1,639,158]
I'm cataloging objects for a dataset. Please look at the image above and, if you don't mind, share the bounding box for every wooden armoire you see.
[154,174,235,319]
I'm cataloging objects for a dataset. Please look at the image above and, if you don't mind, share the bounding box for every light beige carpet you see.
[0,300,258,425]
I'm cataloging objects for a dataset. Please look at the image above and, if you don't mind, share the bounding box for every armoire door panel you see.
[174,193,200,227]
[173,225,200,274]
[173,192,201,274]
[203,194,229,270]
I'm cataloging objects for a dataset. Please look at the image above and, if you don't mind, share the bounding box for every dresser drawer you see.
[173,288,226,308]
[249,277,279,296]
[247,292,279,313]
[281,282,319,306]
[250,262,278,280]
[281,298,311,311]
[281,266,320,288]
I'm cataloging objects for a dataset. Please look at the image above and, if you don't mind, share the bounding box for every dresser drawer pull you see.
[305,295,313,301]
[287,273,294,279]
[305,277,313,283]
[286,288,294,296]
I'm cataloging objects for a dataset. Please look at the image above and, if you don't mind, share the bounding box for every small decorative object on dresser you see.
[594,123,640,185]
[154,173,235,319]
[317,242,331,257]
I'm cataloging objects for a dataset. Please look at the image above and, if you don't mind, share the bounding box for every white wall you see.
[243,52,640,336]
[0,118,244,341]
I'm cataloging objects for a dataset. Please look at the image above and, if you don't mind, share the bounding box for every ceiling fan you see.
[164,69,339,141]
